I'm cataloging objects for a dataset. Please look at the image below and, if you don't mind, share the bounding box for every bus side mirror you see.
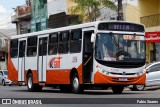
[91,33,96,43]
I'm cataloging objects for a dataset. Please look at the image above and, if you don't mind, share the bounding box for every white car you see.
[130,62,160,91]
[0,70,13,86]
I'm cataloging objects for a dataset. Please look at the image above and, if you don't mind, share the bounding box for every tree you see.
[69,0,117,22]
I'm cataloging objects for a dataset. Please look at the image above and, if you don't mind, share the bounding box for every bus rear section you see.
[8,21,146,94]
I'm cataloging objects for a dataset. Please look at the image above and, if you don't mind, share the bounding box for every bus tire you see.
[111,85,124,94]
[27,73,42,92]
[71,73,84,94]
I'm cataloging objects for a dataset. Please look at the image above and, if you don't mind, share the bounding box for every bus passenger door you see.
[82,29,94,83]
[18,40,26,82]
[38,36,48,82]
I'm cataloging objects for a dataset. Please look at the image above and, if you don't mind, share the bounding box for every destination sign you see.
[98,22,145,32]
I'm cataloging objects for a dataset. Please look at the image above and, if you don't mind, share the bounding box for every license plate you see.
[119,78,128,81]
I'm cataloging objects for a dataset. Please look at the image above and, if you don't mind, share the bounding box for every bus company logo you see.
[122,72,126,75]
[49,56,62,68]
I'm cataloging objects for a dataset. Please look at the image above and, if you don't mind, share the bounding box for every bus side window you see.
[70,29,82,53]
[27,36,37,57]
[10,39,18,58]
[58,31,69,54]
[48,33,58,55]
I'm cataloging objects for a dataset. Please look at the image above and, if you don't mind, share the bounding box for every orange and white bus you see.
[8,21,146,94]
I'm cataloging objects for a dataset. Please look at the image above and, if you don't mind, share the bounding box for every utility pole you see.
[117,0,123,21]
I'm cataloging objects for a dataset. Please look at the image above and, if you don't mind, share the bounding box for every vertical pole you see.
[117,0,123,21]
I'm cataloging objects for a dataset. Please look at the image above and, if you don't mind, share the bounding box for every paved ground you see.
[0,85,160,107]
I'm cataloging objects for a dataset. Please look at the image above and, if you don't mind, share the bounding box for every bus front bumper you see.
[94,72,146,85]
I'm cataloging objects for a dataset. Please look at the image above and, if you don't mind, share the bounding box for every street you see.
[0,85,160,98]
[0,0,160,107]
[0,85,160,107]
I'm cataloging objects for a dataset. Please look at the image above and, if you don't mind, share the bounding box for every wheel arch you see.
[25,69,38,83]
[70,68,78,84]
[26,69,32,77]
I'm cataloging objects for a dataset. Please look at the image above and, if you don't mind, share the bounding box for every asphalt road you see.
[0,85,160,107]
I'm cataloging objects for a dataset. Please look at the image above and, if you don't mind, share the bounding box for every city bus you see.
[8,21,146,94]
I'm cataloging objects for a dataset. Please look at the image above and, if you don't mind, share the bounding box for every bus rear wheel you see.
[27,73,42,92]
[111,85,124,94]
[72,73,84,94]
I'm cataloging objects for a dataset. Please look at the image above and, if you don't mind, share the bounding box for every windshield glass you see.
[3,71,8,75]
[95,33,145,62]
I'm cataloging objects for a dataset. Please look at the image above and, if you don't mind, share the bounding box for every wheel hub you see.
[28,77,32,89]
[73,77,79,90]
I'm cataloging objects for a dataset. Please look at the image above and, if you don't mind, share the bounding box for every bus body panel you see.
[46,53,82,84]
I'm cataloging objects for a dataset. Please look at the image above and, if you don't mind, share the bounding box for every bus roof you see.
[11,21,144,39]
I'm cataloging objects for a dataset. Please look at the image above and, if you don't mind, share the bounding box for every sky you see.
[0,0,25,29]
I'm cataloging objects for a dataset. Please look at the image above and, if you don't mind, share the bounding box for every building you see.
[30,0,48,32]
[12,0,79,33]
[47,0,79,29]
[139,0,160,63]
[11,0,31,34]
[0,29,16,70]
[12,0,118,33]
[124,2,140,23]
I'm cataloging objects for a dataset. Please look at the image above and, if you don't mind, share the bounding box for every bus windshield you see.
[95,33,145,62]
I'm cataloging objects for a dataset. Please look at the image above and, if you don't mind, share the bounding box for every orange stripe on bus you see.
[8,54,18,83]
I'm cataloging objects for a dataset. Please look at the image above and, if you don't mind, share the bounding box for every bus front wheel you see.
[27,73,42,92]
[111,85,124,94]
[72,73,84,94]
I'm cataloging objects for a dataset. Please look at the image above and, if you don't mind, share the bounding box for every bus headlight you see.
[96,66,110,75]
[136,71,143,76]
[96,66,102,72]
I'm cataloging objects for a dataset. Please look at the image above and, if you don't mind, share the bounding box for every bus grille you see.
[110,72,136,75]
[112,78,136,82]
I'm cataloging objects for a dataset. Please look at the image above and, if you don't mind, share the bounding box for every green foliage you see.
[69,0,117,22]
